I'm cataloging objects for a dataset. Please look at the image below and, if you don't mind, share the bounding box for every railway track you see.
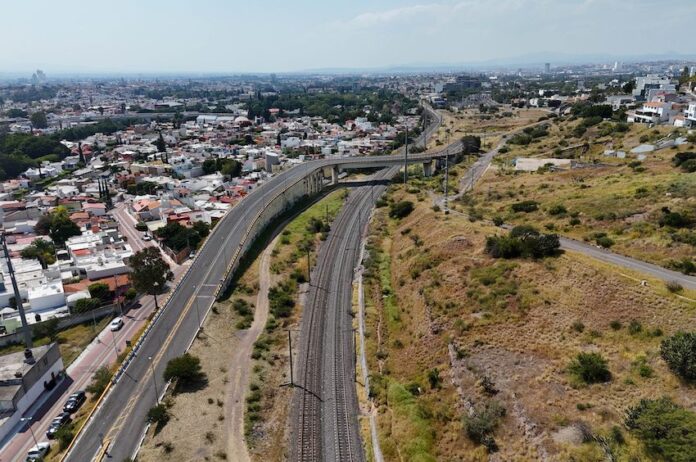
[293,168,396,462]
[291,106,440,462]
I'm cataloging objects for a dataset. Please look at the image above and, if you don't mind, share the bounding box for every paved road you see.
[64,108,444,462]
[0,205,188,462]
[560,237,696,291]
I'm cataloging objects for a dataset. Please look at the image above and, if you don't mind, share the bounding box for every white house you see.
[627,102,679,124]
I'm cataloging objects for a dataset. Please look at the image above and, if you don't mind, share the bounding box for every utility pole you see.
[306,247,311,283]
[287,329,294,387]
[2,234,32,348]
[403,126,409,184]
[444,133,450,213]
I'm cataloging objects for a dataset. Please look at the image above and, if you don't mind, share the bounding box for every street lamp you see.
[148,356,159,403]
[152,282,159,310]
[192,285,201,329]
[20,417,39,448]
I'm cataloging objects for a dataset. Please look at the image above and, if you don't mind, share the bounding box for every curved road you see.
[64,106,443,462]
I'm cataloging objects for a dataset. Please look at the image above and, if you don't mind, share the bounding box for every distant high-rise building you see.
[613,61,622,72]
[544,63,551,74]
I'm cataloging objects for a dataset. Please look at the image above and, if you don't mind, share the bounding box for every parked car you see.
[63,391,86,413]
[109,317,124,331]
[142,234,152,241]
[25,442,50,461]
[45,413,71,439]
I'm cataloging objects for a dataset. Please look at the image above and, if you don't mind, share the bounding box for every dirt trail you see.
[225,236,279,462]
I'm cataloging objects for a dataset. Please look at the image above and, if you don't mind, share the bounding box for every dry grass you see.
[464,136,695,267]
[363,184,696,461]
[138,251,261,461]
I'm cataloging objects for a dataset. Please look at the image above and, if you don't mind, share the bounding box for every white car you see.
[109,317,124,331]
[26,442,50,461]
[142,234,152,241]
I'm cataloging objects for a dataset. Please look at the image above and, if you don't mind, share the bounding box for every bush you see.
[135,221,148,232]
[164,353,205,388]
[665,281,683,293]
[568,352,611,384]
[125,287,137,301]
[147,403,170,426]
[595,236,615,248]
[88,282,111,302]
[389,201,414,219]
[511,200,538,213]
[269,281,295,318]
[669,258,696,275]
[628,319,643,335]
[463,400,506,451]
[55,423,75,450]
[73,297,101,313]
[548,204,567,216]
[625,397,696,461]
[660,332,696,382]
[86,366,113,398]
[492,216,504,226]
[485,226,560,260]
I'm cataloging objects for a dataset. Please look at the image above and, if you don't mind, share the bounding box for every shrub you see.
[389,201,414,219]
[125,287,137,301]
[55,423,75,450]
[568,352,611,384]
[511,200,539,213]
[569,217,581,226]
[164,353,205,388]
[669,258,696,275]
[548,204,567,216]
[147,403,170,427]
[88,282,111,302]
[269,281,295,318]
[610,320,622,331]
[427,368,442,389]
[628,319,643,335]
[595,236,615,248]
[665,281,683,293]
[572,321,585,333]
[659,210,691,228]
[492,216,504,226]
[672,151,696,168]
[625,397,696,461]
[463,400,506,451]
[485,226,559,259]
[73,297,101,313]
[660,332,696,382]
[86,366,113,398]
[135,221,148,232]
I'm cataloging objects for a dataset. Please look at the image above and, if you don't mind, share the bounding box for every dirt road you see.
[225,236,279,462]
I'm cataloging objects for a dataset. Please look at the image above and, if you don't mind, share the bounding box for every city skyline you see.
[2,0,694,74]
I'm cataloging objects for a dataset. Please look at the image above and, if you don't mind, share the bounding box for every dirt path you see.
[225,235,279,462]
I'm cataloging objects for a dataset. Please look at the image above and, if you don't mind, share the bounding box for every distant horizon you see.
[1,51,695,80]
[2,0,695,75]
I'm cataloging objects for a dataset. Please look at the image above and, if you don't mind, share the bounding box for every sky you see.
[1,0,694,74]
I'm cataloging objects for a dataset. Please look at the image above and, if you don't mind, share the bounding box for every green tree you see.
[35,207,81,246]
[129,247,173,300]
[660,332,696,382]
[155,132,166,153]
[202,159,217,175]
[33,317,60,341]
[625,397,696,462]
[163,353,205,388]
[30,111,48,129]
[88,282,111,302]
[20,238,56,268]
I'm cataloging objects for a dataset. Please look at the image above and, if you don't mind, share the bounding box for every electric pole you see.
[1,234,32,348]
[403,126,409,184]
[287,329,294,387]
[444,133,450,213]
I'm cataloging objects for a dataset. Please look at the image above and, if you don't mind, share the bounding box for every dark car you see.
[63,391,86,413]
[45,412,71,439]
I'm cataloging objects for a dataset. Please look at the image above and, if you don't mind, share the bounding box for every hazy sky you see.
[1,0,693,74]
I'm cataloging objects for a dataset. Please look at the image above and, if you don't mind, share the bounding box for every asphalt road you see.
[560,237,696,291]
[65,108,444,462]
